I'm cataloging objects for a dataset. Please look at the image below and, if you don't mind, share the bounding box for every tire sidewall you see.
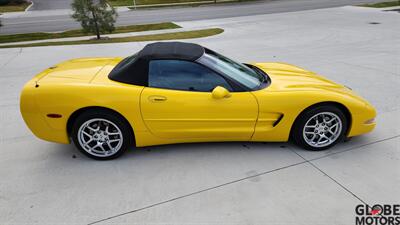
[292,105,348,151]
[71,110,132,160]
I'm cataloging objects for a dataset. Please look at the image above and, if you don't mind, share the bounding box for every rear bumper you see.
[20,80,70,144]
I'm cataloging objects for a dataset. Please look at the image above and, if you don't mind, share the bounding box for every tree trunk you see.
[91,10,100,39]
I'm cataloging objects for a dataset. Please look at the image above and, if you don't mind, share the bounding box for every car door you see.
[140,59,258,140]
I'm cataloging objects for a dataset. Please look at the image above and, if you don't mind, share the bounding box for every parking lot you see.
[0,5,399,224]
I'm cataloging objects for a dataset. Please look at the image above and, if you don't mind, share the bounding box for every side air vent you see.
[273,114,284,127]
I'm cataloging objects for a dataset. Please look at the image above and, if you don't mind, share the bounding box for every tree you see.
[71,0,118,40]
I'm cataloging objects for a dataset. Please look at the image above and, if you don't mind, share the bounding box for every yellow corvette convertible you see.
[20,42,376,159]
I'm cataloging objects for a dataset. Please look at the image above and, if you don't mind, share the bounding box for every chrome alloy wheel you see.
[77,118,123,157]
[303,112,342,148]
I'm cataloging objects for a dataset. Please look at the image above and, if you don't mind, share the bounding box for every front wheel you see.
[292,105,348,151]
[71,110,133,160]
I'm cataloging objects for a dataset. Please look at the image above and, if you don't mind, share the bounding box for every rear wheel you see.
[292,105,347,151]
[71,110,132,160]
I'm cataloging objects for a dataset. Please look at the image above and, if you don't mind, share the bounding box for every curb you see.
[0,0,33,16]
[24,1,34,12]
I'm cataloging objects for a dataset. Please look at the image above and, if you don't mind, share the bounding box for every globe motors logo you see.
[356,204,400,225]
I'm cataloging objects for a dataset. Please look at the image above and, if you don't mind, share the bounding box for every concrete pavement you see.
[29,0,73,10]
[0,0,381,34]
[0,5,399,225]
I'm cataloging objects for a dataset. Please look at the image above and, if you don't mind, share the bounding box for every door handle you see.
[148,95,167,102]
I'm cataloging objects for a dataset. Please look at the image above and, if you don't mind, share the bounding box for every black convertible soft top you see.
[108,42,205,86]
[138,42,204,61]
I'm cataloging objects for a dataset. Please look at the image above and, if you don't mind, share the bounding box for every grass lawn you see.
[0,28,223,48]
[0,2,30,13]
[360,1,400,7]
[0,22,181,44]
[108,0,232,7]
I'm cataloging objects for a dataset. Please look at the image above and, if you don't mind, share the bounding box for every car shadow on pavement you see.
[53,141,291,161]
[51,135,375,162]
[123,141,291,159]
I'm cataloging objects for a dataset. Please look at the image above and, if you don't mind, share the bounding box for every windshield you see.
[197,49,265,90]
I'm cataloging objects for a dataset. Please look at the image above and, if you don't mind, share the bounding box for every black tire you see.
[71,109,133,160]
[291,105,348,151]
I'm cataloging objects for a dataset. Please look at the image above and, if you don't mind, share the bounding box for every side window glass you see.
[148,60,232,92]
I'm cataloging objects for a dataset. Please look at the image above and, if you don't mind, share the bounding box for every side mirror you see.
[212,86,231,99]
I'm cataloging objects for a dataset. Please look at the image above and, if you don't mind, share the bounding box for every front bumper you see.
[347,103,377,137]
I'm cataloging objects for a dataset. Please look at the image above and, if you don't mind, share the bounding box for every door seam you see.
[249,92,260,141]
[138,87,153,133]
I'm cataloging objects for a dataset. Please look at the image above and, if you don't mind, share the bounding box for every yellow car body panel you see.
[140,87,258,140]
[250,62,376,141]
[20,57,376,147]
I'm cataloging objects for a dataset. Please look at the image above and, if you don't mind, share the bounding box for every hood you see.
[253,62,345,91]
[35,57,117,84]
